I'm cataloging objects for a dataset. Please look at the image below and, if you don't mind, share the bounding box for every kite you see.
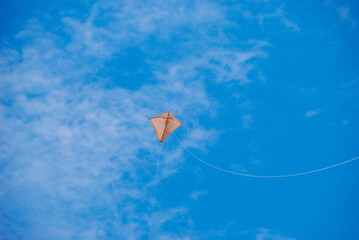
[148,110,182,239]
[147,110,359,240]
[148,111,359,178]
[150,110,182,142]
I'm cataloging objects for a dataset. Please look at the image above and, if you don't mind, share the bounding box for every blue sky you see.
[0,0,358,239]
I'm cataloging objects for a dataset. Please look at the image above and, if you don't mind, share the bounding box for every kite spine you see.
[160,111,170,142]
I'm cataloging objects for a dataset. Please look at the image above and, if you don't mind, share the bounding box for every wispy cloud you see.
[337,6,350,19]
[242,5,300,32]
[256,228,295,240]
[305,110,320,118]
[229,164,248,173]
[190,190,207,201]
[336,6,357,25]
[154,41,269,86]
[242,114,253,129]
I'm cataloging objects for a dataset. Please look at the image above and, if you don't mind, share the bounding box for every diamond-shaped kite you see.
[150,111,182,142]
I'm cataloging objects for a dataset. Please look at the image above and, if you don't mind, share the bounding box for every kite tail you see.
[173,132,359,178]
[149,145,163,239]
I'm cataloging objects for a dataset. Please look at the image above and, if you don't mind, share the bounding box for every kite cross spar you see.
[149,110,359,179]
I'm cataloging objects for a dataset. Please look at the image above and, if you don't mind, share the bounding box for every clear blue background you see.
[1,0,358,239]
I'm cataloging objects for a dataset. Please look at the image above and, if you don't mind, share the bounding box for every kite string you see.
[172,133,359,178]
[149,144,163,239]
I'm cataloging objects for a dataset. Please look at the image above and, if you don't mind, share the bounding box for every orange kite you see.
[150,111,182,142]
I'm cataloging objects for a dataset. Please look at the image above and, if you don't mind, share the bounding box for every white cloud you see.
[242,5,300,32]
[305,110,320,117]
[337,6,350,19]
[242,114,253,129]
[60,0,228,58]
[256,229,295,240]
[281,18,300,32]
[190,190,207,201]
[336,6,357,26]
[154,42,268,86]
[229,164,248,173]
